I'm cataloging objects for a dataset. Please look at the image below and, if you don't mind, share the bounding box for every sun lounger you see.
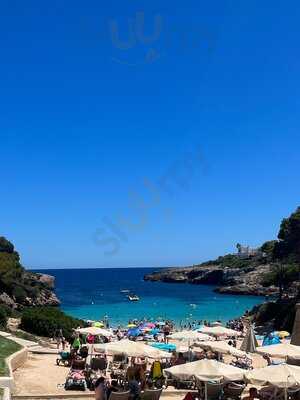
[90,357,107,372]
[287,387,300,400]
[65,369,87,391]
[173,377,196,390]
[141,388,163,400]
[71,357,86,371]
[108,354,129,371]
[223,382,245,400]
[287,356,300,367]
[259,387,285,400]
[198,381,223,400]
[109,390,131,400]
[86,357,108,390]
[79,345,89,358]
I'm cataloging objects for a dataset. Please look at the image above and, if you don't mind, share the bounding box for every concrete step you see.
[12,395,94,400]
[29,346,59,354]
[12,390,186,400]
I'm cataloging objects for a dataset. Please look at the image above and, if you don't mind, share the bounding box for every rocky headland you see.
[0,237,60,310]
[145,206,300,300]
[144,263,279,297]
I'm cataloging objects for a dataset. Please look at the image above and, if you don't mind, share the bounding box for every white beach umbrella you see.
[211,322,223,327]
[94,339,172,359]
[194,341,247,358]
[246,364,300,388]
[256,343,300,359]
[199,326,241,337]
[76,326,113,337]
[164,359,244,382]
[169,331,211,342]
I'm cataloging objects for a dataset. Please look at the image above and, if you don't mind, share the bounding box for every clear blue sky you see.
[1,0,300,269]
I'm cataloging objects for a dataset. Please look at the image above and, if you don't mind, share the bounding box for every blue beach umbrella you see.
[127,328,141,337]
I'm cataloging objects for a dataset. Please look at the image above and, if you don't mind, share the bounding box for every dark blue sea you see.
[36,268,264,326]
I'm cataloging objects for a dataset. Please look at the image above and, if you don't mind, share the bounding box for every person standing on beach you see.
[95,377,107,400]
[163,323,170,343]
[128,371,141,400]
[54,328,64,350]
[72,332,81,353]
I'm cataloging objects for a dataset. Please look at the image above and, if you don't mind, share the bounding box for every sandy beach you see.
[13,353,186,399]
[12,338,268,398]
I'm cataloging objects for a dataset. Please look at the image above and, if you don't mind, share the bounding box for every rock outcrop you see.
[0,292,18,308]
[0,272,60,309]
[144,263,279,297]
[0,236,61,309]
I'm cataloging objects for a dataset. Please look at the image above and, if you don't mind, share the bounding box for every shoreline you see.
[61,291,264,327]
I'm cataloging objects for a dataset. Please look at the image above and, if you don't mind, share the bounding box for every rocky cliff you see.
[145,206,300,298]
[0,272,60,309]
[144,262,279,296]
[0,236,60,309]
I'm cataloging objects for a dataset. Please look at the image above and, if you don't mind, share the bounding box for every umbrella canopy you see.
[95,339,172,359]
[76,327,113,337]
[164,359,244,382]
[169,331,211,342]
[199,326,241,337]
[194,341,247,358]
[127,328,141,337]
[276,331,290,339]
[93,322,104,328]
[144,323,156,328]
[246,364,300,388]
[256,343,300,359]
[211,322,223,327]
[240,325,258,353]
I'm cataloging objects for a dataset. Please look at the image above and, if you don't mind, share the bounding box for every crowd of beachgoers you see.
[42,313,300,400]
[54,317,245,352]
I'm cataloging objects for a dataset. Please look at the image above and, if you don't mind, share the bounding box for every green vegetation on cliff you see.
[0,237,25,302]
[252,299,296,332]
[199,206,300,294]
[274,207,300,263]
[0,237,59,308]
[261,207,300,292]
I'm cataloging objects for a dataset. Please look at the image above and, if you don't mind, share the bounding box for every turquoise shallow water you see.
[37,268,265,326]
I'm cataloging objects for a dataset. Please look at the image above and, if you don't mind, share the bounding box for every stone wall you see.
[0,345,28,399]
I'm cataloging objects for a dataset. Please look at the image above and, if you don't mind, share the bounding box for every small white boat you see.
[120,289,130,293]
[127,294,140,301]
